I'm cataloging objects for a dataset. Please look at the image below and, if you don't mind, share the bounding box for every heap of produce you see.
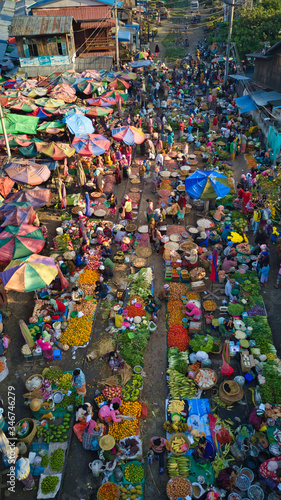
[168,456,190,477]
[124,463,144,484]
[50,448,64,472]
[41,475,59,494]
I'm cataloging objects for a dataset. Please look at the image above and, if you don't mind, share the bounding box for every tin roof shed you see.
[9,15,73,37]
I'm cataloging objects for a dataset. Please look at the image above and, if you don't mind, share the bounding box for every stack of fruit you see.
[168,456,190,477]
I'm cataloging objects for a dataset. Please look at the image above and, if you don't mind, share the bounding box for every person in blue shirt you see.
[221,224,232,243]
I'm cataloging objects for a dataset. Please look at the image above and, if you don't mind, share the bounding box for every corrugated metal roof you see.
[33,6,111,21]
[80,20,115,28]
[251,90,281,106]
[31,0,123,9]
[10,15,73,36]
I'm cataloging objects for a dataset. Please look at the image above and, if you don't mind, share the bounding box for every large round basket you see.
[219,381,244,405]
[97,482,120,500]
[131,178,140,184]
[93,208,107,217]
[170,234,182,243]
[25,374,43,392]
[160,171,171,178]
[71,206,85,215]
[189,159,198,165]
[130,187,140,193]
[177,184,186,192]
[196,218,214,229]
[131,256,147,268]
[165,241,180,251]
[90,192,102,199]
[194,369,217,390]
[203,300,217,312]
[179,241,198,252]
[125,224,137,233]
[169,432,190,456]
[15,418,37,444]
[210,341,222,354]
[138,225,148,234]
[167,477,192,499]
[135,246,152,258]
[190,267,206,282]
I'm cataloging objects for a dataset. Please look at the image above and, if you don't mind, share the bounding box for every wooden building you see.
[31,0,116,60]
[9,15,75,70]
[248,41,281,93]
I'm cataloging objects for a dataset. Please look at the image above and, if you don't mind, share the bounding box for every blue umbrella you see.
[64,114,94,135]
[185,170,230,200]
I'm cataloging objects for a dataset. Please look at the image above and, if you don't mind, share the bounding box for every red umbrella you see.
[72,134,110,156]
[108,78,130,90]
[0,177,14,198]
[111,126,145,145]
[0,224,45,261]
[88,97,117,107]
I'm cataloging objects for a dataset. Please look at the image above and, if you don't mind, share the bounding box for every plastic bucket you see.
[148,321,157,333]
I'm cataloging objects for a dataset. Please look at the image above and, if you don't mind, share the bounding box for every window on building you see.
[57,42,67,56]
[23,42,39,58]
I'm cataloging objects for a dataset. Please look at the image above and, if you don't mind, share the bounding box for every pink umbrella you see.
[6,188,51,207]
[111,126,145,145]
[49,83,77,103]
[81,70,102,80]
[88,97,117,107]
[1,205,35,227]
[0,177,14,198]
[5,160,51,186]
[14,79,38,89]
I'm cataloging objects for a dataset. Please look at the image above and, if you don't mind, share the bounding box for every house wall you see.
[254,53,281,92]
[16,32,75,68]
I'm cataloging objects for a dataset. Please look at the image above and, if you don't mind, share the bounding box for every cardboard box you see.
[189,322,202,334]
[191,280,206,292]
[240,350,255,373]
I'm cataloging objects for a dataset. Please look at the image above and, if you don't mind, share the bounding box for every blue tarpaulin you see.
[64,114,94,136]
[130,60,151,68]
[118,30,131,42]
[235,95,257,113]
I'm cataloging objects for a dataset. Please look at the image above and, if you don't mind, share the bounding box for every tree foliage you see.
[208,0,281,59]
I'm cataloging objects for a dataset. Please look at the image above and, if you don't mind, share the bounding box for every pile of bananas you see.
[168,455,190,477]
[163,421,189,434]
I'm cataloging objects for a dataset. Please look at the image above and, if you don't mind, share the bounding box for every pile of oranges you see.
[78,269,99,285]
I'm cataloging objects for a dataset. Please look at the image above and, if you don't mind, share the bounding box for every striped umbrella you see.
[134,52,149,60]
[108,78,130,90]
[5,160,51,186]
[87,106,113,118]
[102,89,129,102]
[111,126,145,145]
[6,188,51,208]
[88,97,117,107]
[0,254,58,292]
[72,134,110,156]
[0,224,45,261]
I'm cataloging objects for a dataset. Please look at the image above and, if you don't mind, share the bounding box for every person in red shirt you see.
[179,120,185,137]
[48,298,66,314]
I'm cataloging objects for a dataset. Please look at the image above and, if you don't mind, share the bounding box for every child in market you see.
[260,262,270,286]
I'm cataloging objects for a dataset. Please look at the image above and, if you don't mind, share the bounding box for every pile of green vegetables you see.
[122,374,143,401]
[189,334,215,353]
[41,475,59,494]
[50,448,64,472]
[228,303,245,316]
[168,347,189,374]
[167,368,197,398]
[119,326,150,368]
[260,361,281,404]
[128,268,151,300]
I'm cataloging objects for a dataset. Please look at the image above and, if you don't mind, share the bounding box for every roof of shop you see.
[9,15,73,36]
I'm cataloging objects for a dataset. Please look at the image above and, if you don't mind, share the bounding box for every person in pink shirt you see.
[98,401,122,423]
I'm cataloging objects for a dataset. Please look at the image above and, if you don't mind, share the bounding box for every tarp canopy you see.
[0,114,39,135]
[130,60,151,68]
[235,95,257,113]
[185,170,230,200]
[64,114,94,135]
[118,30,131,42]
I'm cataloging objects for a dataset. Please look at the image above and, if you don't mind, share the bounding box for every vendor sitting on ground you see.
[158,284,170,302]
[221,224,232,242]
[99,435,120,461]
[221,254,237,273]
[98,400,122,423]
[182,249,198,270]
[146,294,162,314]
[224,278,236,301]
[192,437,216,464]
[48,298,66,315]
[102,241,112,258]
[102,350,124,372]
[213,205,225,222]
[76,247,88,268]
[94,278,111,299]
[259,458,281,489]
[72,286,84,302]
[99,264,113,282]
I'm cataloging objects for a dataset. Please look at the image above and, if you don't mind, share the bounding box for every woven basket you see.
[25,374,43,391]
[125,224,137,233]
[135,246,152,257]
[190,267,206,282]
[131,178,140,184]
[131,256,147,268]
[15,418,37,444]
[97,483,120,500]
[221,380,240,396]
[90,192,102,198]
[180,242,198,252]
[210,341,222,354]
[169,432,190,456]
[194,369,217,390]
[130,187,140,193]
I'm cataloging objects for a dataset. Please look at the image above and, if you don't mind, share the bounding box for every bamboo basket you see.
[15,418,37,444]
[210,341,222,354]
[25,374,43,392]
[194,369,217,390]
[169,433,190,456]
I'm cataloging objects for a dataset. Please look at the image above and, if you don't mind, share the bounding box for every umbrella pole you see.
[0,104,11,169]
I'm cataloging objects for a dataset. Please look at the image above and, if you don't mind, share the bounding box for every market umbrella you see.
[72,134,110,156]
[6,187,51,207]
[0,177,14,198]
[108,78,130,90]
[134,52,149,60]
[0,134,33,148]
[36,98,65,108]
[35,141,75,160]
[102,89,129,102]
[24,88,48,98]
[0,254,58,292]
[65,114,94,135]
[37,120,65,133]
[0,203,35,226]
[49,83,77,103]
[111,126,145,145]
[5,160,51,185]
[86,106,113,118]
[0,224,45,261]
[48,75,77,86]
[14,79,38,89]
[184,171,230,200]
[211,56,233,63]
[28,107,52,119]
[77,80,102,95]
[80,70,102,80]
[9,101,38,113]
[121,71,137,81]
[88,97,117,107]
